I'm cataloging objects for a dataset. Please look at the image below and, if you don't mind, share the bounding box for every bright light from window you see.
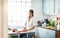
[8,0,31,28]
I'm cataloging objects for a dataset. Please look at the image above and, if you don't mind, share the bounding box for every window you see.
[8,0,31,28]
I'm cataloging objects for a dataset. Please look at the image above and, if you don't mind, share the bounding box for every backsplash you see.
[47,15,60,21]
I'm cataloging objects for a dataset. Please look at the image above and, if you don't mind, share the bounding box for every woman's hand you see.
[21,29,27,32]
[17,29,27,33]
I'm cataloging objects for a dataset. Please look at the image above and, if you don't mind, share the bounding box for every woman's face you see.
[29,12,32,18]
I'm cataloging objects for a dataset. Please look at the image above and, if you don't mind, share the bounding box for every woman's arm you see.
[27,25,35,31]
[24,23,26,29]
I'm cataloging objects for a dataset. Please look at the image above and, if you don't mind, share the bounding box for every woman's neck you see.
[29,17,33,20]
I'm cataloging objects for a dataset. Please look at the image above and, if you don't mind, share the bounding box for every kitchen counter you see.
[36,26,60,31]
[36,26,56,38]
[36,26,60,38]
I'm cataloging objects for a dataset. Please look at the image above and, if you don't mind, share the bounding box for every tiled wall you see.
[48,15,60,21]
[31,0,48,23]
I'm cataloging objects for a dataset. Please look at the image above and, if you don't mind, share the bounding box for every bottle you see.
[56,17,60,30]
[57,22,60,30]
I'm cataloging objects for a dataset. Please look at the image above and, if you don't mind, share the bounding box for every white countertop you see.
[8,30,33,35]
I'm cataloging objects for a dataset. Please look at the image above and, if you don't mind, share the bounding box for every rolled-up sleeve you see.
[32,17,36,27]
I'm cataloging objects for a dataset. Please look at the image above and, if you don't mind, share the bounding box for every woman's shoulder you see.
[31,17,35,20]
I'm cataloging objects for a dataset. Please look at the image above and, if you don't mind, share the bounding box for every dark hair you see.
[29,9,34,16]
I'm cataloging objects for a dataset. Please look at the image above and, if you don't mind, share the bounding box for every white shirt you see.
[25,17,36,32]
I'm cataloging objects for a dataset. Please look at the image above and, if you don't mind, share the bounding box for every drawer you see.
[56,31,60,36]
[56,31,60,38]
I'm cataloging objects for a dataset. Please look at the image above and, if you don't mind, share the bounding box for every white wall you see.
[31,0,49,23]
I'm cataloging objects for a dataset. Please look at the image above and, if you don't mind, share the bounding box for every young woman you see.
[20,9,36,38]
[25,9,35,31]
[24,9,36,38]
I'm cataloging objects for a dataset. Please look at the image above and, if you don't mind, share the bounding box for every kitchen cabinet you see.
[47,29,55,38]
[36,27,55,38]
[55,0,60,15]
[56,31,60,38]
[42,0,55,15]
[36,27,47,38]
[42,0,60,15]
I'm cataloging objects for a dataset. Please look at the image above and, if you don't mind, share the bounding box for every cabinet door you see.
[56,31,60,38]
[42,0,55,15]
[37,27,49,38]
[55,0,60,15]
[36,27,55,38]
[48,30,55,38]
[39,28,47,38]
[37,27,43,38]
[36,27,40,38]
